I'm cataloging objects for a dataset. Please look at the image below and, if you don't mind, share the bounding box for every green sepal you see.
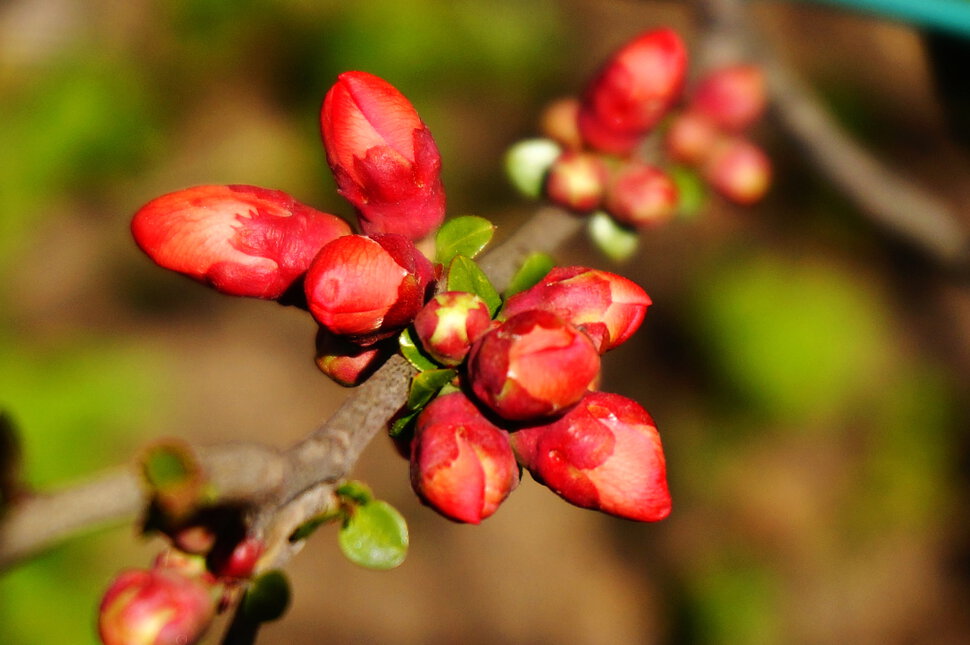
[670,165,707,219]
[407,368,457,411]
[587,211,639,262]
[336,480,373,505]
[447,255,501,316]
[241,570,291,623]
[338,499,409,570]
[503,252,555,299]
[399,327,438,371]
[435,215,495,265]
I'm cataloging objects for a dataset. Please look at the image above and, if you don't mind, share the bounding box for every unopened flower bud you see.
[413,291,492,366]
[501,266,650,353]
[691,64,766,132]
[703,137,771,205]
[539,97,583,150]
[321,71,446,241]
[411,392,519,523]
[208,537,265,580]
[545,151,609,214]
[504,138,562,199]
[131,185,351,299]
[99,568,216,645]
[305,234,434,345]
[315,329,393,386]
[468,310,600,421]
[604,162,678,227]
[511,391,671,522]
[578,28,687,155]
[664,111,721,166]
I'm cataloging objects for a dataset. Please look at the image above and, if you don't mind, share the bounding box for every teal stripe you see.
[794,0,970,37]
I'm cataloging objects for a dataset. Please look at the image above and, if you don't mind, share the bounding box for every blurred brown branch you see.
[694,0,970,271]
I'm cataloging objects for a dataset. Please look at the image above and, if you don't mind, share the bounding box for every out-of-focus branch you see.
[694,0,970,271]
[0,207,581,575]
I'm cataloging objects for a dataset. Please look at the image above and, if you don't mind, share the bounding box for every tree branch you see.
[0,206,582,573]
[694,0,970,271]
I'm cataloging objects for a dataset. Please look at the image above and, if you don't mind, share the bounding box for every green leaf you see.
[435,215,495,264]
[504,138,561,199]
[242,570,291,623]
[670,165,707,219]
[388,409,421,438]
[399,328,438,371]
[504,252,555,298]
[447,255,501,316]
[407,368,457,411]
[142,441,197,490]
[288,509,343,543]
[336,480,373,505]
[587,211,639,262]
[339,500,409,570]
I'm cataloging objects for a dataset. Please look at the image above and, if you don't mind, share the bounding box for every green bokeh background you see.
[2,1,968,643]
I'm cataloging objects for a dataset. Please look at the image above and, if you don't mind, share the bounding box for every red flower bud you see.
[539,97,583,150]
[578,28,687,155]
[511,391,670,522]
[413,291,493,366]
[604,162,678,227]
[99,568,216,645]
[304,233,434,344]
[703,137,771,205]
[691,64,766,132]
[131,185,350,299]
[410,392,519,523]
[545,151,609,213]
[468,310,600,421]
[321,71,446,241]
[501,266,650,353]
[664,111,721,166]
[314,328,394,386]
[209,537,264,580]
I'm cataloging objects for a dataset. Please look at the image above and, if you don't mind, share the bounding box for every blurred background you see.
[2,0,970,643]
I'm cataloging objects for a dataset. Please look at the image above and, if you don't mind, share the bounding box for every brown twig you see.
[693,0,970,270]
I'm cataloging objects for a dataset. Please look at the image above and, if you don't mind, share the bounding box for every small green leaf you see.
[407,368,457,411]
[399,328,438,371]
[389,409,421,438]
[336,480,373,505]
[670,165,707,219]
[339,500,409,570]
[504,252,555,299]
[143,441,198,490]
[447,255,501,316]
[435,215,496,264]
[242,570,291,623]
[289,509,343,543]
[588,211,639,262]
[504,138,561,199]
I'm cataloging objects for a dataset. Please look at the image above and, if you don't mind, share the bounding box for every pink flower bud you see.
[321,71,446,241]
[578,28,687,155]
[691,64,766,132]
[703,137,771,205]
[604,162,678,227]
[510,391,670,522]
[131,185,350,300]
[208,537,264,580]
[410,392,519,523]
[99,568,216,645]
[544,151,609,214]
[664,111,721,166]
[539,97,583,150]
[314,328,393,386]
[501,266,650,353]
[304,234,434,345]
[413,291,492,366]
[468,310,600,421]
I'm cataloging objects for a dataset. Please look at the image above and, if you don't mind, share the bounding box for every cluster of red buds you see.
[508,28,770,238]
[405,266,670,524]
[98,539,264,645]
